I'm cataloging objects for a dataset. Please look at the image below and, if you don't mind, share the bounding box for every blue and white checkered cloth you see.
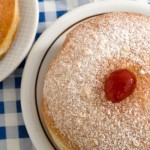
[0,0,149,150]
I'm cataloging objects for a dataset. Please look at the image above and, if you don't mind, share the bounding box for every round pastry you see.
[42,12,150,150]
[0,0,20,60]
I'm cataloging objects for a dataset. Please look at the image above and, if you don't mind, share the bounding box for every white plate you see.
[21,1,150,150]
[0,0,38,82]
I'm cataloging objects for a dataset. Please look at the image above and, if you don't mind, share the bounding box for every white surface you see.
[87,0,148,4]
[0,0,39,82]
[21,1,150,150]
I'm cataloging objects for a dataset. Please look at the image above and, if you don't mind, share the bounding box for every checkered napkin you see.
[0,0,149,150]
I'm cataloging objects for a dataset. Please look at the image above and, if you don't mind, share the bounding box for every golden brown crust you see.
[0,0,14,43]
[42,99,79,150]
[0,0,20,60]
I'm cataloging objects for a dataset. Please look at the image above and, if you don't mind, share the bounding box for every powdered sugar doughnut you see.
[42,12,150,150]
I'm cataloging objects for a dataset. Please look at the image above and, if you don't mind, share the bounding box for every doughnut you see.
[42,12,150,150]
[0,0,20,60]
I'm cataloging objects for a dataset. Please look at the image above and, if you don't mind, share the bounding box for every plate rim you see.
[21,1,150,149]
[0,0,39,82]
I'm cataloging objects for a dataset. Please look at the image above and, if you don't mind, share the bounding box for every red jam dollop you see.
[104,69,136,103]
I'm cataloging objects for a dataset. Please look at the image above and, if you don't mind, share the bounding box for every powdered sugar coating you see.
[43,13,150,150]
